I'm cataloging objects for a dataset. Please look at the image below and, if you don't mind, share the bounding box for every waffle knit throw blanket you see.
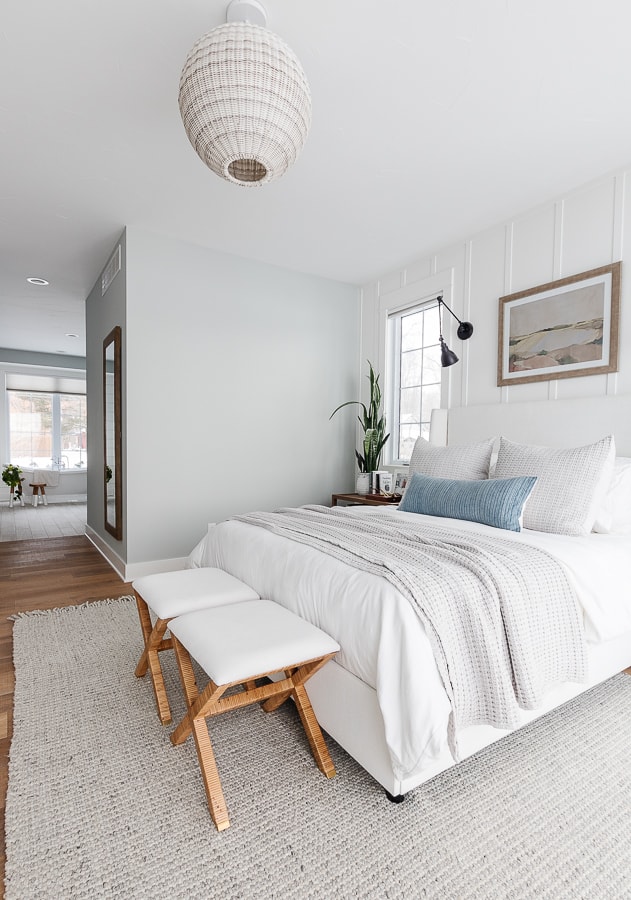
[235,506,587,755]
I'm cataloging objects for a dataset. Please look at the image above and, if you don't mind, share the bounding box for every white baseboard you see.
[84,525,188,582]
[85,525,126,580]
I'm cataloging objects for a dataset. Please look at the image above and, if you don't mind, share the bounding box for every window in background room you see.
[8,390,87,469]
[388,299,441,463]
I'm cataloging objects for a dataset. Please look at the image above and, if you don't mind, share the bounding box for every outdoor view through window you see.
[391,301,441,461]
[8,390,87,470]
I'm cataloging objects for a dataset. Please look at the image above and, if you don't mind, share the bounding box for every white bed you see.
[188,396,631,798]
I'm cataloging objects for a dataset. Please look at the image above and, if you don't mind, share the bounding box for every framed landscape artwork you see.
[498,261,621,386]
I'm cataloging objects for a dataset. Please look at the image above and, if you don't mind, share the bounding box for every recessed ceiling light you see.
[27,277,49,286]
[65,333,79,339]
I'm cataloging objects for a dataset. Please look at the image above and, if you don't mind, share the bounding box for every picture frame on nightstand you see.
[394,470,409,494]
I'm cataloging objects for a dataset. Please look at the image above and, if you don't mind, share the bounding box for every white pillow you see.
[491,434,615,536]
[593,457,631,534]
[408,436,495,481]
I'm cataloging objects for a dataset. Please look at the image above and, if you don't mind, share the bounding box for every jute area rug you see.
[5,599,631,900]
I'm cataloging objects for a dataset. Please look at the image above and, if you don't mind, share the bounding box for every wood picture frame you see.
[498,262,621,386]
[103,325,122,540]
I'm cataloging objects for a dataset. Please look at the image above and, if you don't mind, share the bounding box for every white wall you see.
[361,166,631,440]
[123,227,360,570]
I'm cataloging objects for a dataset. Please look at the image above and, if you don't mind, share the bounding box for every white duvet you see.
[188,507,631,780]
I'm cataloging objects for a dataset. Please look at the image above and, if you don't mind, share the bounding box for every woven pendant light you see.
[179,1,312,186]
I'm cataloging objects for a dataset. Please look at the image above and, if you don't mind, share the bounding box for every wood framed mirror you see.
[103,326,122,540]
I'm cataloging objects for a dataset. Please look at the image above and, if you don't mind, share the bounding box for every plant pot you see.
[356,473,370,495]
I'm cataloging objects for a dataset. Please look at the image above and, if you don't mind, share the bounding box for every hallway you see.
[0,500,86,542]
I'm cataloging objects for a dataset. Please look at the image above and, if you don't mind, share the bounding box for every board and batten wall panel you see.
[361,165,630,442]
[509,203,556,294]
[555,176,621,401]
[561,177,617,278]
[467,226,506,407]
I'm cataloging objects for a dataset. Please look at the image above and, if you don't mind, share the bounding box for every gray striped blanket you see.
[235,505,587,755]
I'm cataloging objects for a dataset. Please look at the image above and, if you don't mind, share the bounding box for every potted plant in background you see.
[330,361,390,494]
[2,463,24,508]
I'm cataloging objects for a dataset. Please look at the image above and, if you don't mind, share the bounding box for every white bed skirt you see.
[305,630,631,796]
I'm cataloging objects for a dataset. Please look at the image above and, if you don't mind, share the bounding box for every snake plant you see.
[330,361,390,472]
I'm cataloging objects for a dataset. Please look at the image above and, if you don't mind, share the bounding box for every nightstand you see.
[331,493,401,507]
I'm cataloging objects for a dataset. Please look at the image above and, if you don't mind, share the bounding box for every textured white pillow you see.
[492,435,616,535]
[408,436,495,481]
[593,457,631,534]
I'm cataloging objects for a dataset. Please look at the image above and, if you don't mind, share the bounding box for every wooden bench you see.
[133,568,259,725]
[8,480,24,508]
[29,482,47,506]
[168,599,340,831]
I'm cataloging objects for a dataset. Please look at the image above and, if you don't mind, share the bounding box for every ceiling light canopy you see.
[27,277,49,286]
[178,0,312,187]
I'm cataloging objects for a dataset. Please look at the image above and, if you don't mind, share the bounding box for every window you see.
[8,390,87,469]
[387,299,441,462]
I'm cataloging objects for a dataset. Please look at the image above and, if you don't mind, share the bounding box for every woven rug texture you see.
[5,598,631,899]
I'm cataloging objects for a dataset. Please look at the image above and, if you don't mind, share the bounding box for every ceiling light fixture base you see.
[226,0,267,27]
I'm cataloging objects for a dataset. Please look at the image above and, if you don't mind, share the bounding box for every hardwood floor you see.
[0,536,133,897]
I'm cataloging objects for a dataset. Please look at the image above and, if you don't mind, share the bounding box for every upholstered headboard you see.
[430,394,631,457]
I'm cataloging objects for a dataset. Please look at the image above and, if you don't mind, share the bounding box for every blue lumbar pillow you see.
[398,472,537,532]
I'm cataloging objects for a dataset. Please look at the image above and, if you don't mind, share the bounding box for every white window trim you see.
[377,269,456,466]
[5,382,88,474]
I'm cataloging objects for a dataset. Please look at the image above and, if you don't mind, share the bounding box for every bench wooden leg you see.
[292,682,336,778]
[134,594,154,676]
[261,655,337,776]
[134,593,173,725]
[170,636,230,830]
[169,639,336,832]
[191,715,230,831]
[262,654,334,712]
[170,636,203,742]
[145,621,173,725]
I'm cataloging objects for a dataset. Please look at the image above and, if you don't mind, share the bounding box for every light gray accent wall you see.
[124,227,360,565]
[85,229,127,556]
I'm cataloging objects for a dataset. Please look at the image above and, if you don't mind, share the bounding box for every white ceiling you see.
[2,0,631,357]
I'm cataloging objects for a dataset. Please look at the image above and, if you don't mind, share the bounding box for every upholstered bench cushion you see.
[132,568,259,620]
[169,599,340,686]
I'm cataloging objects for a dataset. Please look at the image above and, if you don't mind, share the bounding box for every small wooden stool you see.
[133,568,259,725]
[169,599,340,831]
[8,481,24,508]
[29,483,47,506]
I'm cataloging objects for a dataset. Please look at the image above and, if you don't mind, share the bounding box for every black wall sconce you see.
[437,295,474,367]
